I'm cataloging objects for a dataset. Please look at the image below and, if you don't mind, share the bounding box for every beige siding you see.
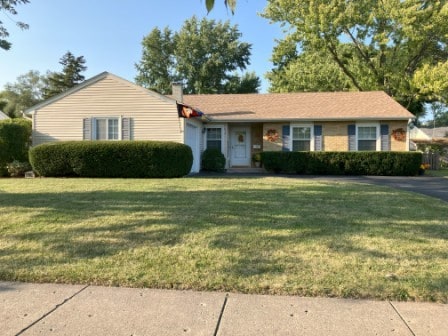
[33,75,183,146]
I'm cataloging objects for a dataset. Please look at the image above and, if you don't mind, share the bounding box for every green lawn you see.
[427,169,448,178]
[0,177,447,302]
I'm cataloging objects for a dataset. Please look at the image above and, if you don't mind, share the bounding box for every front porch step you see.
[227,167,266,174]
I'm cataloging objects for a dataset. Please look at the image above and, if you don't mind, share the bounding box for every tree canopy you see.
[0,0,29,50]
[42,51,87,99]
[135,16,259,95]
[0,70,46,117]
[263,0,448,118]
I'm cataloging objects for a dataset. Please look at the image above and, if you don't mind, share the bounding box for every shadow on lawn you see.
[1,185,447,282]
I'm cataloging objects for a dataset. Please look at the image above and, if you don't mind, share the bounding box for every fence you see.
[422,153,440,170]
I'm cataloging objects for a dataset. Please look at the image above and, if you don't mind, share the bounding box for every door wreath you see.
[265,129,279,142]
[392,128,406,141]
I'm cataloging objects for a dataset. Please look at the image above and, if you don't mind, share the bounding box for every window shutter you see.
[314,125,323,151]
[122,117,131,140]
[380,124,390,151]
[282,125,290,151]
[83,118,91,140]
[348,124,356,151]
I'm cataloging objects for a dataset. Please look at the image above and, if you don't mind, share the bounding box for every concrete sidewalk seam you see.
[389,301,416,336]
[14,285,89,336]
[213,293,229,336]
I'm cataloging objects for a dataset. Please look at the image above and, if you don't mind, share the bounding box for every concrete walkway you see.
[1,282,447,336]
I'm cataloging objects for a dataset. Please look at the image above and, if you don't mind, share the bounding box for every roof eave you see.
[205,116,414,123]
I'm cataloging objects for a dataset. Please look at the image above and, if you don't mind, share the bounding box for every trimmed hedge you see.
[29,141,193,178]
[261,151,423,176]
[0,118,32,176]
[201,148,226,172]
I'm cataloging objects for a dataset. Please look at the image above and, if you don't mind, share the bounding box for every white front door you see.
[230,127,251,166]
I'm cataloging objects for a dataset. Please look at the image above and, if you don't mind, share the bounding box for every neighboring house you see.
[25,72,415,173]
[410,127,432,142]
[409,126,432,150]
[0,111,10,120]
[419,127,448,140]
[411,127,448,149]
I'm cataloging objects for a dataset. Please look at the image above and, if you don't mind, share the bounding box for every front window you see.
[358,126,377,151]
[206,128,222,150]
[96,118,119,140]
[292,126,311,151]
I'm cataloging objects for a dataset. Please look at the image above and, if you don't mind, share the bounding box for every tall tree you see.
[43,51,87,99]
[425,102,448,127]
[0,70,46,117]
[135,27,176,94]
[135,16,259,94]
[0,0,29,50]
[263,0,448,118]
[224,72,261,93]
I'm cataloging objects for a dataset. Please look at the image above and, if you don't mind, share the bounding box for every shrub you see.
[261,151,422,176]
[29,141,193,178]
[6,160,32,177]
[0,118,32,176]
[201,148,226,172]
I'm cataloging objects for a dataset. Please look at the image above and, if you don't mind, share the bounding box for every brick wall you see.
[251,123,263,167]
[258,121,409,152]
[262,123,283,151]
[387,121,409,151]
[321,122,349,151]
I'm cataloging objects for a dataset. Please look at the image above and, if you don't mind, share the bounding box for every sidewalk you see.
[1,282,447,336]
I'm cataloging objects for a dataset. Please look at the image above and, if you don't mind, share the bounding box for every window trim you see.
[92,117,122,141]
[290,123,314,151]
[204,125,225,153]
[356,122,380,151]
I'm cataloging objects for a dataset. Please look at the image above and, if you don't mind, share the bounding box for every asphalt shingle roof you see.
[182,91,414,121]
[420,127,448,138]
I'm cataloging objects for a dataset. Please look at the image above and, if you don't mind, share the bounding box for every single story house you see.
[0,110,10,120]
[25,72,415,173]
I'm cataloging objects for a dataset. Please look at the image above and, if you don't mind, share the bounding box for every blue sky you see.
[0,0,284,92]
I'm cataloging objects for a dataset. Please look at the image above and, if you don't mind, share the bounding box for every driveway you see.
[305,175,448,202]
[196,172,448,202]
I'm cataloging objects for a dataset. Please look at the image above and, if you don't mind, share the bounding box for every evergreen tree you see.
[43,51,87,99]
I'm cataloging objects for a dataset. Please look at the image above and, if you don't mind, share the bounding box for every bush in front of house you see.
[201,148,226,172]
[0,118,32,176]
[6,160,32,177]
[261,151,422,176]
[29,141,193,178]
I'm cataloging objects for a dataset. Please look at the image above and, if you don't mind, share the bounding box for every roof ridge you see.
[183,91,387,97]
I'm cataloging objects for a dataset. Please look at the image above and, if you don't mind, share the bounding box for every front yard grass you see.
[427,168,448,178]
[0,177,447,302]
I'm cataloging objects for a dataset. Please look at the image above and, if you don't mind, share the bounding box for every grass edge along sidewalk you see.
[0,177,447,303]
